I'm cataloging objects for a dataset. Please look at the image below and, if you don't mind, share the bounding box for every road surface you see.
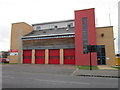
[2,64,118,88]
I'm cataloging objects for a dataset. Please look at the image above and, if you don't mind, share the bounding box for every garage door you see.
[64,49,75,65]
[49,49,60,64]
[35,50,45,64]
[23,50,32,64]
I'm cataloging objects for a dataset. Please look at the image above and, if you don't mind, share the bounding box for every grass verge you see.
[112,66,120,70]
[76,65,99,70]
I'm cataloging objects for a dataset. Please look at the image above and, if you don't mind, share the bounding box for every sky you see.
[0,0,119,53]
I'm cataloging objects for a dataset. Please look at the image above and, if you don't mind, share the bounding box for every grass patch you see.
[112,66,120,70]
[76,65,99,70]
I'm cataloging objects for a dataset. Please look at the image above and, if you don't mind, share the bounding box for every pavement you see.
[98,65,118,70]
[72,65,119,78]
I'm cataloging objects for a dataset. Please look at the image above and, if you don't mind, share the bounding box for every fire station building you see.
[9,8,115,66]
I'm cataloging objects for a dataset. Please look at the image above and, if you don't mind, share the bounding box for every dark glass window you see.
[82,32,88,39]
[36,26,41,30]
[23,56,31,59]
[82,17,88,54]
[54,25,57,28]
[97,45,106,65]
[50,56,59,59]
[64,56,75,60]
[36,56,45,59]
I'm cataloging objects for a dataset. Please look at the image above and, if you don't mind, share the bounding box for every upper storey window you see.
[54,25,58,30]
[36,26,41,30]
[33,25,41,30]
[82,17,88,54]
[33,20,74,30]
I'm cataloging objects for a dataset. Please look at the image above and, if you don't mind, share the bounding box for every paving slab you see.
[72,69,119,77]
[98,65,118,70]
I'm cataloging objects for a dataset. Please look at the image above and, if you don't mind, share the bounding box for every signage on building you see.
[87,45,98,52]
[10,49,18,56]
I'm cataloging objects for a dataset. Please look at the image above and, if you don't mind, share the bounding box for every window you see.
[50,25,54,30]
[50,56,59,59]
[54,25,58,30]
[23,56,31,59]
[54,25,57,28]
[97,45,106,65]
[64,56,75,60]
[36,56,45,59]
[36,26,41,30]
[82,32,88,39]
[66,24,71,31]
[67,23,73,27]
[67,24,71,28]
[82,17,88,54]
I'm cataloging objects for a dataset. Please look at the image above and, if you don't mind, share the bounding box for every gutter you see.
[22,33,75,39]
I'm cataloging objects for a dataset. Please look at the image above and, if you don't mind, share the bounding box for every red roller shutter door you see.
[49,49,60,64]
[23,50,32,64]
[35,50,45,64]
[64,49,75,65]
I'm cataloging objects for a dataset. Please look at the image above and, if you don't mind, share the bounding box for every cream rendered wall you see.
[10,22,33,63]
[96,26,115,66]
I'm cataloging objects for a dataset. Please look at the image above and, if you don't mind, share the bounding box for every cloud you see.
[0,39,10,51]
[0,26,10,51]
[0,0,119,52]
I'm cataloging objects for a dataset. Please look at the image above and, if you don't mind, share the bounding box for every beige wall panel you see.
[45,49,49,64]
[10,22,33,63]
[9,55,18,63]
[32,49,35,64]
[20,50,23,64]
[60,49,64,64]
[96,26,115,66]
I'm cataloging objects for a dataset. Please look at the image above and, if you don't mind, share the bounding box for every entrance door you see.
[64,49,75,65]
[97,45,106,65]
[35,50,45,64]
[23,50,32,64]
[49,49,60,64]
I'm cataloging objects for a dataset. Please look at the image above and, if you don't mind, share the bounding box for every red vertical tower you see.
[75,8,97,66]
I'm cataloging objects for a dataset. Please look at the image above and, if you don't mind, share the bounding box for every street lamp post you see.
[89,50,92,70]
[87,45,97,70]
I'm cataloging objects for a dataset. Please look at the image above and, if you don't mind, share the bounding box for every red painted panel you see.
[75,8,97,66]
[64,49,75,65]
[35,50,45,64]
[49,49,60,64]
[23,50,32,64]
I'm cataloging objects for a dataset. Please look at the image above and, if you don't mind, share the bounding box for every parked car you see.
[0,58,9,63]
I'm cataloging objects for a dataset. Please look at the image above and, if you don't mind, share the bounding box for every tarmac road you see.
[2,64,119,88]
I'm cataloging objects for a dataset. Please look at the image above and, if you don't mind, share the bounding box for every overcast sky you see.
[0,0,119,53]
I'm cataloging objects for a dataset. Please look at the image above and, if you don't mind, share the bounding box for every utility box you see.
[116,56,120,66]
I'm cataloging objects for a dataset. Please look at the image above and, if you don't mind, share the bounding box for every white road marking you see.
[71,68,79,76]
[34,79,89,85]
[2,75,15,79]
[2,75,89,85]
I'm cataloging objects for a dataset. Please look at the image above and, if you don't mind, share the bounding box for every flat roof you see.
[25,27,74,37]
